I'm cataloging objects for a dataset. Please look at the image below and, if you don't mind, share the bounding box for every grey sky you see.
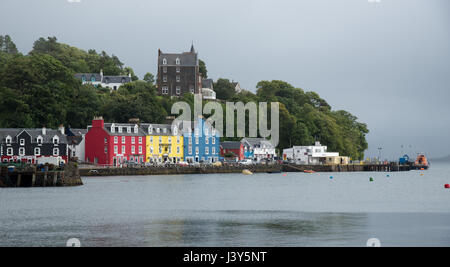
[1,0,449,159]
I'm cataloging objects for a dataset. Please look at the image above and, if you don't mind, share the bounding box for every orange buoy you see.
[445,184,450,189]
[420,168,425,171]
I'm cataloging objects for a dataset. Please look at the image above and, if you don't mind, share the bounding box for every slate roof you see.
[103,123,146,136]
[140,123,178,136]
[220,141,242,150]
[67,128,88,136]
[74,73,131,84]
[0,128,68,144]
[158,48,198,66]
[202,79,214,89]
[241,138,274,148]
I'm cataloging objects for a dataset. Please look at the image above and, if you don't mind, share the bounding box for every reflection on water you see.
[1,162,450,247]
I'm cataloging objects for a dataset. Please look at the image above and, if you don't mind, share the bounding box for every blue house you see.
[182,117,220,163]
[241,139,255,159]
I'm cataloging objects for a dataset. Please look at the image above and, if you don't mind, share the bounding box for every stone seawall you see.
[0,162,83,187]
[80,164,282,177]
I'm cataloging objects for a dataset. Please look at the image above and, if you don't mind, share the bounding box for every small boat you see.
[304,170,315,174]
[242,169,253,175]
[414,154,429,170]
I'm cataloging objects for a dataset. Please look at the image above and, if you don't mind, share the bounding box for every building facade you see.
[241,138,276,161]
[182,117,220,163]
[220,141,244,161]
[85,118,146,166]
[141,123,184,164]
[0,127,68,164]
[66,128,87,162]
[157,45,202,96]
[282,141,339,164]
[74,70,132,91]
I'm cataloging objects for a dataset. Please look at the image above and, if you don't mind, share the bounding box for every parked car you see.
[177,161,189,167]
[238,159,253,165]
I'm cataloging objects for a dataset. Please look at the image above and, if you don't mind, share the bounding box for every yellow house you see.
[141,123,183,163]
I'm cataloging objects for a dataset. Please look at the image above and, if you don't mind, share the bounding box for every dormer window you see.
[163,128,167,134]
[53,136,59,145]
[81,75,86,82]
[105,78,109,84]
[36,136,43,145]
[111,124,115,133]
[5,136,12,144]
[134,125,139,134]
[127,126,131,133]
[163,58,167,65]
[156,128,160,134]
[176,58,180,65]
[148,125,153,134]
[121,78,126,83]
[173,126,178,135]
[20,139,25,146]
[118,126,123,133]
[90,75,96,82]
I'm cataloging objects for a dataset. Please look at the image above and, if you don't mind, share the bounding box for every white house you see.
[74,70,132,91]
[201,79,216,100]
[283,141,339,164]
[66,128,87,162]
[241,138,276,161]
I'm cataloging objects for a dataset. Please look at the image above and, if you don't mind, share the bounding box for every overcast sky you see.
[1,0,449,159]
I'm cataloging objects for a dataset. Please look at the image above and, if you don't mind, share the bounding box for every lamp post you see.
[378,147,383,163]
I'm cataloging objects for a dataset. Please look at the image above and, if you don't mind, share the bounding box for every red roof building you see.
[220,141,244,161]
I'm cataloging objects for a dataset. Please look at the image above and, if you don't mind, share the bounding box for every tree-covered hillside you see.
[0,36,368,159]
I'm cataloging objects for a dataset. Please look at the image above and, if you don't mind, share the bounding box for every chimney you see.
[128,118,140,125]
[165,116,175,125]
[42,127,46,135]
[58,124,65,134]
[92,116,104,128]
[158,49,162,56]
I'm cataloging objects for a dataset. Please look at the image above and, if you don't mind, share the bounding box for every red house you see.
[220,141,244,161]
[85,117,146,166]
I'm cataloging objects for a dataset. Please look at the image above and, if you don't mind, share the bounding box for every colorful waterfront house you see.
[85,117,146,166]
[0,126,68,164]
[181,117,220,163]
[241,139,255,159]
[241,138,276,161]
[220,141,244,161]
[141,123,183,164]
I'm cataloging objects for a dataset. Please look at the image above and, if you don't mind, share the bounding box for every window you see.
[104,146,108,153]
[195,137,199,145]
[195,147,199,155]
[91,75,96,82]
[177,136,180,144]
[148,125,153,134]
[121,78,126,84]
[162,86,168,94]
[114,146,118,154]
[104,137,108,144]
[163,128,167,134]
[204,128,209,135]
[19,147,25,156]
[163,67,167,73]
[212,147,216,155]
[195,128,199,136]
[163,58,167,65]
[176,86,181,95]
[105,78,109,84]
[122,146,126,154]
[176,67,180,73]
[122,136,125,143]
[159,136,162,143]
[111,124,115,133]
[176,58,180,65]
[212,129,216,136]
[81,75,86,82]
[132,146,135,154]
[53,136,59,144]
[188,146,192,154]
[173,126,178,135]
[150,136,153,143]
[205,137,209,145]
[53,148,59,156]
[34,147,41,156]
[139,137,142,144]
[168,137,172,144]
[127,127,131,133]
[118,126,123,133]
[134,125,139,134]
[156,128,160,134]
[168,146,172,154]
[176,75,180,82]
[189,137,192,144]
[114,136,118,144]
[159,146,162,154]
[212,138,216,145]
[163,76,167,82]
[205,147,209,155]
[7,148,13,156]
[150,147,153,154]
[139,146,142,154]
[131,137,135,144]
[177,146,180,154]
[20,139,25,146]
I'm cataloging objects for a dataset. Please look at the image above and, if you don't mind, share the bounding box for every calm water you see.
[1,162,450,247]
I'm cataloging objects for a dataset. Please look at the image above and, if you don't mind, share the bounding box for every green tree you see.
[0,35,19,54]
[123,67,139,81]
[214,78,236,101]
[199,59,207,78]
[143,72,155,84]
